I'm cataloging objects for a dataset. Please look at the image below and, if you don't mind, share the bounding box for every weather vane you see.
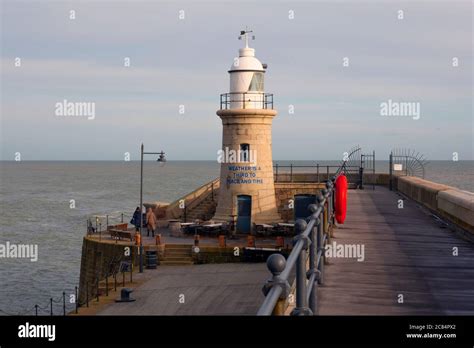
[238,27,255,48]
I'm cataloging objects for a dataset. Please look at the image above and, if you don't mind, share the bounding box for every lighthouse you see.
[213,30,281,233]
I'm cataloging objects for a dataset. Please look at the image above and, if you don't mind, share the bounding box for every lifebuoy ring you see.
[335,174,348,224]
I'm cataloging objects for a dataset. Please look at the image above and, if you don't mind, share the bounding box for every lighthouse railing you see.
[220,92,273,110]
[257,170,343,316]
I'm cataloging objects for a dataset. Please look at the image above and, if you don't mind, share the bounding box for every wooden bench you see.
[110,229,133,241]
[108,223,128,231]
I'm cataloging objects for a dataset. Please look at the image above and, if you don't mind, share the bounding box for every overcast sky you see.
[1,0,472,160]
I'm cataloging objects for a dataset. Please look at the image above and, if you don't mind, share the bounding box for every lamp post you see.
[139,143,166,273]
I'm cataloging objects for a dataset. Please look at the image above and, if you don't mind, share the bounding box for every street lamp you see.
[139,143,166,273]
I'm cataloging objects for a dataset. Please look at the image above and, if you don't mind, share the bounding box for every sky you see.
[0,0,472,161]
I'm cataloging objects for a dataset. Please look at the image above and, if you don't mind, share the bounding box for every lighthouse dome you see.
[229,47,265,72]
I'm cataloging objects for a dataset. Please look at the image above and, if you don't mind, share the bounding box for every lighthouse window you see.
[240,143,250,162]
[248,72,264,91]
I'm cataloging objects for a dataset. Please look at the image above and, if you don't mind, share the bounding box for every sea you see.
[0,160,472,315]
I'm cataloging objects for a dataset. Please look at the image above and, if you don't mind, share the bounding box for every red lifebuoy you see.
[335,174,348,224]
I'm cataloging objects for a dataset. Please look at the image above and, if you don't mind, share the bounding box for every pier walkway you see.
[97,187,474,315]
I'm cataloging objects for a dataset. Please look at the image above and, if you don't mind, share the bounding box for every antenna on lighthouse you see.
[238,28,255,48]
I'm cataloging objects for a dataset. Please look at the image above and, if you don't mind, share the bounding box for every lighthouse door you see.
[294,194,316,221]
[237,195,252,233]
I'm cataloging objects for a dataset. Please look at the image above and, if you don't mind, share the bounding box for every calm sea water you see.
[0,160,472,315]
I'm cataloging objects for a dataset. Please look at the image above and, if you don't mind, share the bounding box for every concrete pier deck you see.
[95,187,474,315]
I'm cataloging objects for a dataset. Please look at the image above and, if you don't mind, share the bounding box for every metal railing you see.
[0,254,133,316]
[273,164,360,183]
[220,92,273,110]
[257,169,343,315]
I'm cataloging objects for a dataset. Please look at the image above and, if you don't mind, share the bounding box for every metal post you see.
[75,286,78,314]
[63,291,66,316]
[50,298,53,316]
[290,164,293,182]
[316,164,319,183]
[389,153,393,191]
[275,163,279,182]
[106,215,109,230]
[121,213,124,223]
[326,166,329,181]
[35,304,38,316]
[308,220,318,314]
[291,220,312,316]
[139,143,144,273]
[317,216,325,285]
[105,274,109,296]
[373,150,376,190]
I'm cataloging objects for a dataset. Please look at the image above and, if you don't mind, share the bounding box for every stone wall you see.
[395,176,474,234]
[78,237,165,304]
[274,182,326,221]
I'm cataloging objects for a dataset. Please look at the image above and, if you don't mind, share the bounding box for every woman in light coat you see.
[146,207,157,237]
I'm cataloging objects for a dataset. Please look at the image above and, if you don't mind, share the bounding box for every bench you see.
[109,229,133,241]
[107,223,128,231]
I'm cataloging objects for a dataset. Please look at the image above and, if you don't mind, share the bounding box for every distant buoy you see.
[335,174,348,224]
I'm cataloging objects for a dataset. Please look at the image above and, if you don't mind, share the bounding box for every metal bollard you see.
[50,298,53,316]
[35,304,38,316]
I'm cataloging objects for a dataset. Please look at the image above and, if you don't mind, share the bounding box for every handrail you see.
[257,165,344,315]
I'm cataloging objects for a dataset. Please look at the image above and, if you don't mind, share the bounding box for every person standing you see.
[131,207,141,232]
[146,207,157,237]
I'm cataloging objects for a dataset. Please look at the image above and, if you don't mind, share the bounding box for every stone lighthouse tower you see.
[213,30,280,233]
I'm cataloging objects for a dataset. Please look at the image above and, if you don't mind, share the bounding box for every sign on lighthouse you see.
[213,30,281,233]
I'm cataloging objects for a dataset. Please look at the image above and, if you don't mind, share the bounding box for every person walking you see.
[146,207,157,237]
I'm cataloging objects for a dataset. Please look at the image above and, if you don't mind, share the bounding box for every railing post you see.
[35,304,38,316]
[63,291,66,316]
[50,298,53,316]
[261,254,290,315]
[86,282,89,307]
[291,220,313,316]
[317,214,325,285]
[105,273,109,296]
[75,286,78,314]
[316,164,319,183]
[308,204,321,314]
[290,164,293,182]
[389,152,393,191]
[275,164,279,182]
[211,182,214,202]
